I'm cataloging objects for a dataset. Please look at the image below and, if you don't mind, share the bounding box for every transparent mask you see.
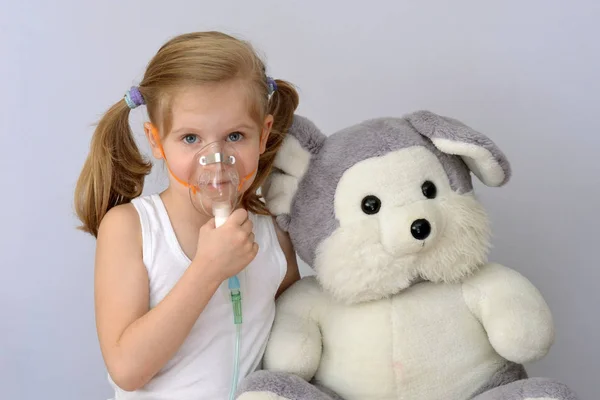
[188,141,242,226]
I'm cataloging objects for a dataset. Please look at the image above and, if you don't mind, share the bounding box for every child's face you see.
[146,80,273,202]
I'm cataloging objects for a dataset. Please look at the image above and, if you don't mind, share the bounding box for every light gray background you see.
[1,1,597,399]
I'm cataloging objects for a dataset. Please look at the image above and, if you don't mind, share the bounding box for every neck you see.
[160,188,211,229]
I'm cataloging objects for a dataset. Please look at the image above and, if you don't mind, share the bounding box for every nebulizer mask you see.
[149,125,250,399]
[189,141,241,225]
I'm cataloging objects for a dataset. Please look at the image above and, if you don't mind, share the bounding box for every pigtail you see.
[74,99,151,237]
[266,79,300,142]
[243,79,300,215]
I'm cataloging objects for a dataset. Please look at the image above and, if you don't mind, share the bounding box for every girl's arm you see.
[94,204,221,391]
[273,218,301,299]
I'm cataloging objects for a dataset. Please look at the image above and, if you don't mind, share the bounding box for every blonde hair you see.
[74,31,299,237]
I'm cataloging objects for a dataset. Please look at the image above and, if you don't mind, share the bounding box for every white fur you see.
[263,172,299,215]
[462,263,555,363]
[432,138,506,186]
[266,276,507,400]
[273,135,312,179]
[317,147,491,304]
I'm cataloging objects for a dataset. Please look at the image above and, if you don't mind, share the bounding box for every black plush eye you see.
[361,195,381,215]
[421,181,437,199]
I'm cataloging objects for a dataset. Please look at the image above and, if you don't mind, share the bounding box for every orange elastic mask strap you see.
[148,124,257,194]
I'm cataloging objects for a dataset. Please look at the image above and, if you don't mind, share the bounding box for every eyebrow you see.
[171,123,257,135]
[171,127,202,135]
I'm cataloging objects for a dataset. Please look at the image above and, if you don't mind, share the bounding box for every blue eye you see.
[227,132,243,142]
[183,134,198,144]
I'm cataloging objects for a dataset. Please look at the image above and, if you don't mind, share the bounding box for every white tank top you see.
[108,194,287,400]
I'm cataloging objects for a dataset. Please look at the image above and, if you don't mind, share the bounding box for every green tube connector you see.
[230,289,242,325]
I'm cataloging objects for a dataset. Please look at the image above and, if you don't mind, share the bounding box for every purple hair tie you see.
[266,76,277,99]
[124,86,145,109]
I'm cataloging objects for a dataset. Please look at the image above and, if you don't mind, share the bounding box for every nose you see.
[410,219,431,240]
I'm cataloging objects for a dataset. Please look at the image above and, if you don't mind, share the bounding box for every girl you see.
[74,31,301,400]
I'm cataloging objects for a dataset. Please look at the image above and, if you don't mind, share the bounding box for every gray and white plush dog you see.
[236,111,578,400]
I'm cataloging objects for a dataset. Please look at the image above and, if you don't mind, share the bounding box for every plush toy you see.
[237,111,578,400]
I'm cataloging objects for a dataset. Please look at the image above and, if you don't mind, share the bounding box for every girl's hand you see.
[194,208,258,282]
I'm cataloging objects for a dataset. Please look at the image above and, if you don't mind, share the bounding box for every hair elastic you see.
[266,76,277,99]
[124,86,145,109]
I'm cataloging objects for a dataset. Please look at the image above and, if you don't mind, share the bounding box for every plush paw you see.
[462,264,554,364]
[485,312,553,363]
[262,277,324,380]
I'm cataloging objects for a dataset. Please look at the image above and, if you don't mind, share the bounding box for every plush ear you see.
[263,115,326,230]
[405,110,511,187]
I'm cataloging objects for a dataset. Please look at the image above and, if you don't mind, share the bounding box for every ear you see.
[259,114,274,154]
[405,111,511,187]
[263,115,326,230]
[144,122,165,160]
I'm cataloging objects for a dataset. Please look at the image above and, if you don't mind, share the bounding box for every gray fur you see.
[275,213,292,233]
[237,371,343,400]
[471,361,528,397]
[238,371,579,400]
[470,378,579,400]
[286,114,327,155]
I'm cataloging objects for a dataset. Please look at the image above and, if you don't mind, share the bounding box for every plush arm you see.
[461,263,555,364]
[263,276,325,381]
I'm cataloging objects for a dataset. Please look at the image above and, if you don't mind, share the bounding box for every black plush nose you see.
[411,219,431,240]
